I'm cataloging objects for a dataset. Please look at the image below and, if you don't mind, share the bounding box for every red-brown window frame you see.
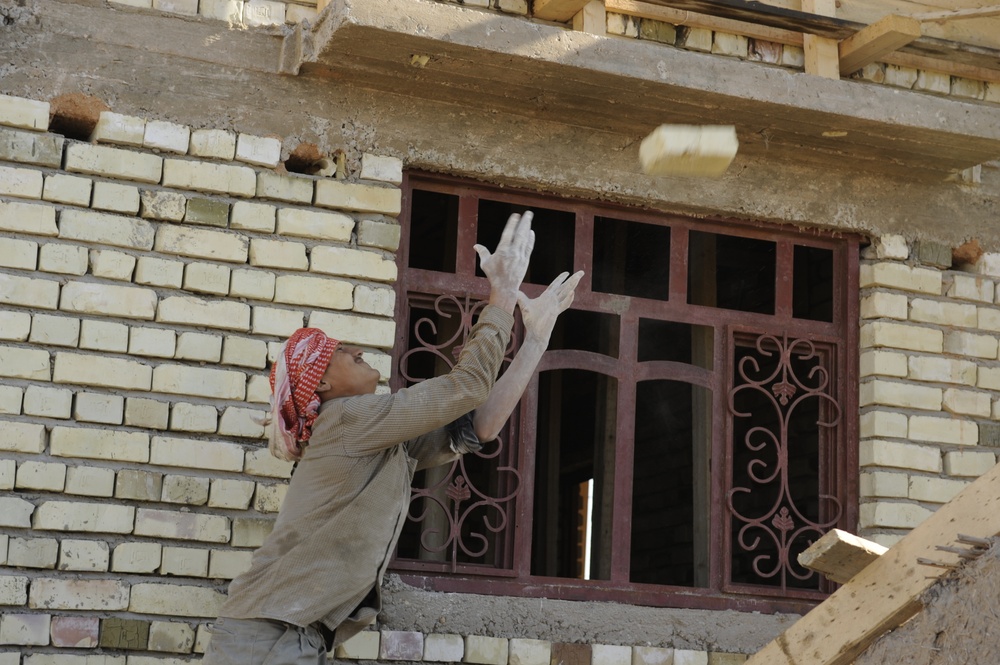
[390,172,860,615]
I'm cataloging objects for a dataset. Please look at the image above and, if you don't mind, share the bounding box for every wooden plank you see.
[914,5,1000,23]
[745,461,1000,665]
[803,0,840,78]
[882,49,1000,83]
[573,0,608,35]
[534,0,598,22]
[839,13,922,74]
[606,0,804,44]
[797,529,888,584]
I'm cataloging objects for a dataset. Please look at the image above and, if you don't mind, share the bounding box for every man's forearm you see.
[472,335,547,442]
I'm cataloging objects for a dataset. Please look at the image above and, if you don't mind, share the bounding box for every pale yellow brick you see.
[353,284,395,316]
[216,407,263,439]
[336,630,381,660]
[711,30,748,57]
[161,158,256,197]
[0,125,62,166]
[61,282,156,321]
[150,436,245,471]
[153,364,246,400]
[23,385,72,419]
[157,295,250,331]
[79,319,129,352]
[0,310,31,341]
[979,307,1000,333]
[9,537,57,569]
[43,173,92,206]
[244,447,293,478]
[909,475,968,504]
[908,415,977,445]
[162,475,210,505]
[0,273,60,309]
[125,397,169,429]
[53,351,152,390]
[0,93,50,131]
[358,219,401,251]
[360,154,403,185]
[33,500,135,534]
[286,3,317,23]
[27,578,127,612]
[218,337,265,370]
[190,129,236,160]
[58,539,110,572]
[256,171,313,203]
[860,439,941,472]
[0,421,46,453]
[184,262,231,295]
[859,501,933,529]
[947,274,994,302]
[194,623,211,654]
[0,237,37,269]
[252,306,304,336]
[0,385,22,414]
[28,313,80,347]
[91,111,145,146]
[0,344,50,380]
[144,120,190,154]
[246,374,271,404]
[0,460,13,490]
[209,478,255,509]
[249,238,308,271]
[230,200,276,232]
[944,449,997,476]
[134,508,230,544]
[0,164,43,199]
[977,367,1000,391]
[140,189,187,221]
[71,392,122,425]
[860,321,942,353]
[65,466,115,497]
[90,249,137,280]
[169,402,217,433]
[65,142,163,183]
[112,542,162,574]
[15,461,66,492]
[860,471,908,498]
[235,134,281,168]
[208,549,253,579]
[674,651,708,665]
[274,274,352,309]
[59,209,155,250]
[607,12,639,37]
[859,262,942,295]
[50,426,149,462]
[592,644,631,665]
[942,388,991,417]
[135,256,184,288]
[0,199,57,236]
[242,0,285,24]
[174,331,223,362]
[129,326,177,358]
[253,483,286,513]
[276,208,353,241]
[425,633,465,662]
[230,269,275,301]
[860,379,941,411]
[907,356,976,385]
[0,574,28,604]
[91,181,140,214]
[464,635,507,665]
[943,330,998,359]
[129,582,226,617]
[0,496,35,527]
[311,246,396,282]
[0,612,50,645]
[309,310,395,348]
[37,243,85,275]
[155,225,248,263]
[884,64,918,88]
[859,410,908,439]
[149,620,196,653]
[632,646,674,665]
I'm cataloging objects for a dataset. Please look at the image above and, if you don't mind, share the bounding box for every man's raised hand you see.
[517,270,584,344]
[474,211,535,314]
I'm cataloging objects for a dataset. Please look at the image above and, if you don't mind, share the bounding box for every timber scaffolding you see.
[532,0,1000,83]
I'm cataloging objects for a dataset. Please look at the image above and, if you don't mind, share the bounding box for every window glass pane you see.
[532,369,616,581]
[476,200,575,286]
[688,232,776,314]
[793,245,834,322]
[630,380,712,587]
[548,309,620,358]
[637,319,713,369]
[409,189,459,273]
[593,217,670,301]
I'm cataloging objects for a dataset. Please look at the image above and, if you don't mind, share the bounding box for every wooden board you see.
[746,461,1000,665]
[803,0,840,78]
[839,13,922,74]
[797,529,888,585]
[533,0,596,22]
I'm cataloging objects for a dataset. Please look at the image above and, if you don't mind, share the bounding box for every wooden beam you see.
[914,6,1000,24]
[746,461,1000,665]
[533,0,598,22]
[572,0,607,35]
[797,529,887,585]
[839,13,922,75]
[606,0,803,45]
[803,0,840,78]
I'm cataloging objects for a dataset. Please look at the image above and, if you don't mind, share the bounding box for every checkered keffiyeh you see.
[268,328,340,461]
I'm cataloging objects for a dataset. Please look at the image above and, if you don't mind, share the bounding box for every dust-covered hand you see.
[517,270,584,344]
[474,211,535,314]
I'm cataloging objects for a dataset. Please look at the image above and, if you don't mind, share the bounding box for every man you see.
[204,211,582,664]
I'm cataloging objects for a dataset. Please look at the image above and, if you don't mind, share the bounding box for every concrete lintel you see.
[297,0,1000,179]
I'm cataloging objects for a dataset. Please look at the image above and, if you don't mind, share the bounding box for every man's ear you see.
[316,379,332,392]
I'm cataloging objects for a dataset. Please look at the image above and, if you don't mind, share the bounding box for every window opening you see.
[637,319,714,368]
[793,245,834,322]
[593,217,671,301]
[409,189,460,272]
[689,232,777,314]
[476,200,575,286]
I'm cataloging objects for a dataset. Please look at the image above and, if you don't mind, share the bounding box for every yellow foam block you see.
[639,124,739,178]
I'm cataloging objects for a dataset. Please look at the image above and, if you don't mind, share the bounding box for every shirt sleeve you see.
[338,304,514,457]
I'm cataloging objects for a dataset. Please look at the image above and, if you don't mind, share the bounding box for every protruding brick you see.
[162,158,255,197]
[190,129,237,160]
[152,364,247,400]
[0,199,57,236]
[65,142,163,183]
[0,273,59,309]
[943,388,991,417]
[43,173,92,206]
[134,508,230,543]
[230,200,276,232]
[91,111,145,146]
[360,153,403,185]
[948,274,994,302]
[150,436,245,472]
[144,120,190,154]
[944,449,997,477]
[50,426,149,463]
[91,249,137,280]
[140,189,187,221]
[92,181,140,214]
[276,208,353,241]
[311,245,396,282]
[860,439,941,473]
[909,298,976,327]
[256,171,313,203]
[234,133,281,167]
[859,262,941,295]
[0,164,43,199]
[160,546,209,577]
[155,225,248,263]
[53,351,152,390]
[58,539,110,571]
[59,209,155,250]
[32,501,135,535]
[0,93,50,131]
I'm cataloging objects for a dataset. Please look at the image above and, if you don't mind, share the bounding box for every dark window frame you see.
[390,172,859,615]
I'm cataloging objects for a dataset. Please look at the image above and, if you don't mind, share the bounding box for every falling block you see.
[639,124,739,178]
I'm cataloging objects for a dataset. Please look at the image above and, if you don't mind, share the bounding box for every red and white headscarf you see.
[267,327,340,461]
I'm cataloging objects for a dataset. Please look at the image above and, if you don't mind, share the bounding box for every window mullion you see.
[609,312,638,583]
[455,193,479,277]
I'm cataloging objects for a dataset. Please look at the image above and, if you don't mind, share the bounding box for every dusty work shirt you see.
[220,305,514,646]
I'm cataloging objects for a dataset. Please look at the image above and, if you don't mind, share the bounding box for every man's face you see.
[318,345,380,400]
